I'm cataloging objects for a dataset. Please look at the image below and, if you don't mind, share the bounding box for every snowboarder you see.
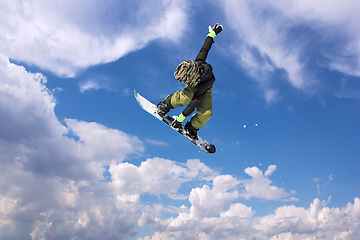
[157,23,223,140]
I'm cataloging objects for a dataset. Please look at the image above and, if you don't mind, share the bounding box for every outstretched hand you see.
[210,23,223,35]
[207,23,223,38]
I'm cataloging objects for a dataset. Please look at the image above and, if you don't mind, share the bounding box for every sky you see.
[1,0,360,239]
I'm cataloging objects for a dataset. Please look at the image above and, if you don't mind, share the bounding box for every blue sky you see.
[1,0,360,239]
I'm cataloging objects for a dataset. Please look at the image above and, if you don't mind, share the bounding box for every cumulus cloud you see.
[65,119,143,163]
[0,53,143,168]
[0,53,65,141]
[0,54,224,240]
[1,1,360,239]
[241,165,296,201]
[140,197,360,240]
[175,165,296,222]
[188,175,240,219]
[0,53,144,239]
[220,0,360,103]
[109,158,216,198]
[0,0,188,77]
[1,61,359,238]
[2,59,348,240]
[136,165,300,239]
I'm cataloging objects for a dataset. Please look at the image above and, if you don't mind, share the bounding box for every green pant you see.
[170,85,213,129]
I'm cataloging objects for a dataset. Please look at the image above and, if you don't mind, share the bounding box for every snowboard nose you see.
[206,144,216,154]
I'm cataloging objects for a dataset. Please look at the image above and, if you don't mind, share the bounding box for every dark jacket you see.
[182,37,215,117]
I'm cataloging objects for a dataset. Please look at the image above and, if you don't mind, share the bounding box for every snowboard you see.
[134,90,216,154]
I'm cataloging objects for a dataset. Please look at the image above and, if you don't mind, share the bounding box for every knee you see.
[191,110,212,129]
[180,92,192,104]
[170,90,192,107]
[201,109,213,121]
[202,108,212,116]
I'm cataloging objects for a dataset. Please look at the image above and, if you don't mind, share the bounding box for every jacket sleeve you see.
[195,37,214,64]
[182,95,204,117]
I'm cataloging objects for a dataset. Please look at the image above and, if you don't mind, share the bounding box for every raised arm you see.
[195,37,214,64]
[195,23,223,64]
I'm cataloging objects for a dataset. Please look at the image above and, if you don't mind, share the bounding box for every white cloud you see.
[79,80,102,93]
[220,0,360,103]
[241,165,296,201]
[220,203,254,218]
[1,70,359,238]
[264,165,277,177]
[1,2,360,238]
[0,53,66,140]
[184,165,296,221]
[109,158,216,198]
[0,51,144,165]
[188,177,240,219]
[0,0,189,77]
[136,165,297,237]
[65,119,143,163]
[0,63,325,239]
[140,197,360,240]
[0,53,145,239]
[78,75,117,93]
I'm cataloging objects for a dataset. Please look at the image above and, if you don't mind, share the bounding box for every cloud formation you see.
[0,53,144,239]
[1,1,360,239]
[140,197,360,240]
[241,165,296,200]
[0,0,188,77]
[1,57,357,238]
[2,0,359,102]
[1,56,358,238]
[221,0,360,103]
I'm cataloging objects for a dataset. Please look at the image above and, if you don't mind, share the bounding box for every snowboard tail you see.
[134,90,216,154]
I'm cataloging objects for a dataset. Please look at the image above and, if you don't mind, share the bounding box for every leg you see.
[190,88,213,129]
[169,85,197,108]
[157,85,197,118]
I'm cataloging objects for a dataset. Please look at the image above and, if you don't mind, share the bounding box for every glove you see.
[171,113,186,129]
[207,23,223,38]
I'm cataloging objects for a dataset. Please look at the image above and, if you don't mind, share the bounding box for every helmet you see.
[174,60,201,87]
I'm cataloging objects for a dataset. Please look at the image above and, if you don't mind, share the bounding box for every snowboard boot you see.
[157,95,173,118]
[185,121,198,140]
